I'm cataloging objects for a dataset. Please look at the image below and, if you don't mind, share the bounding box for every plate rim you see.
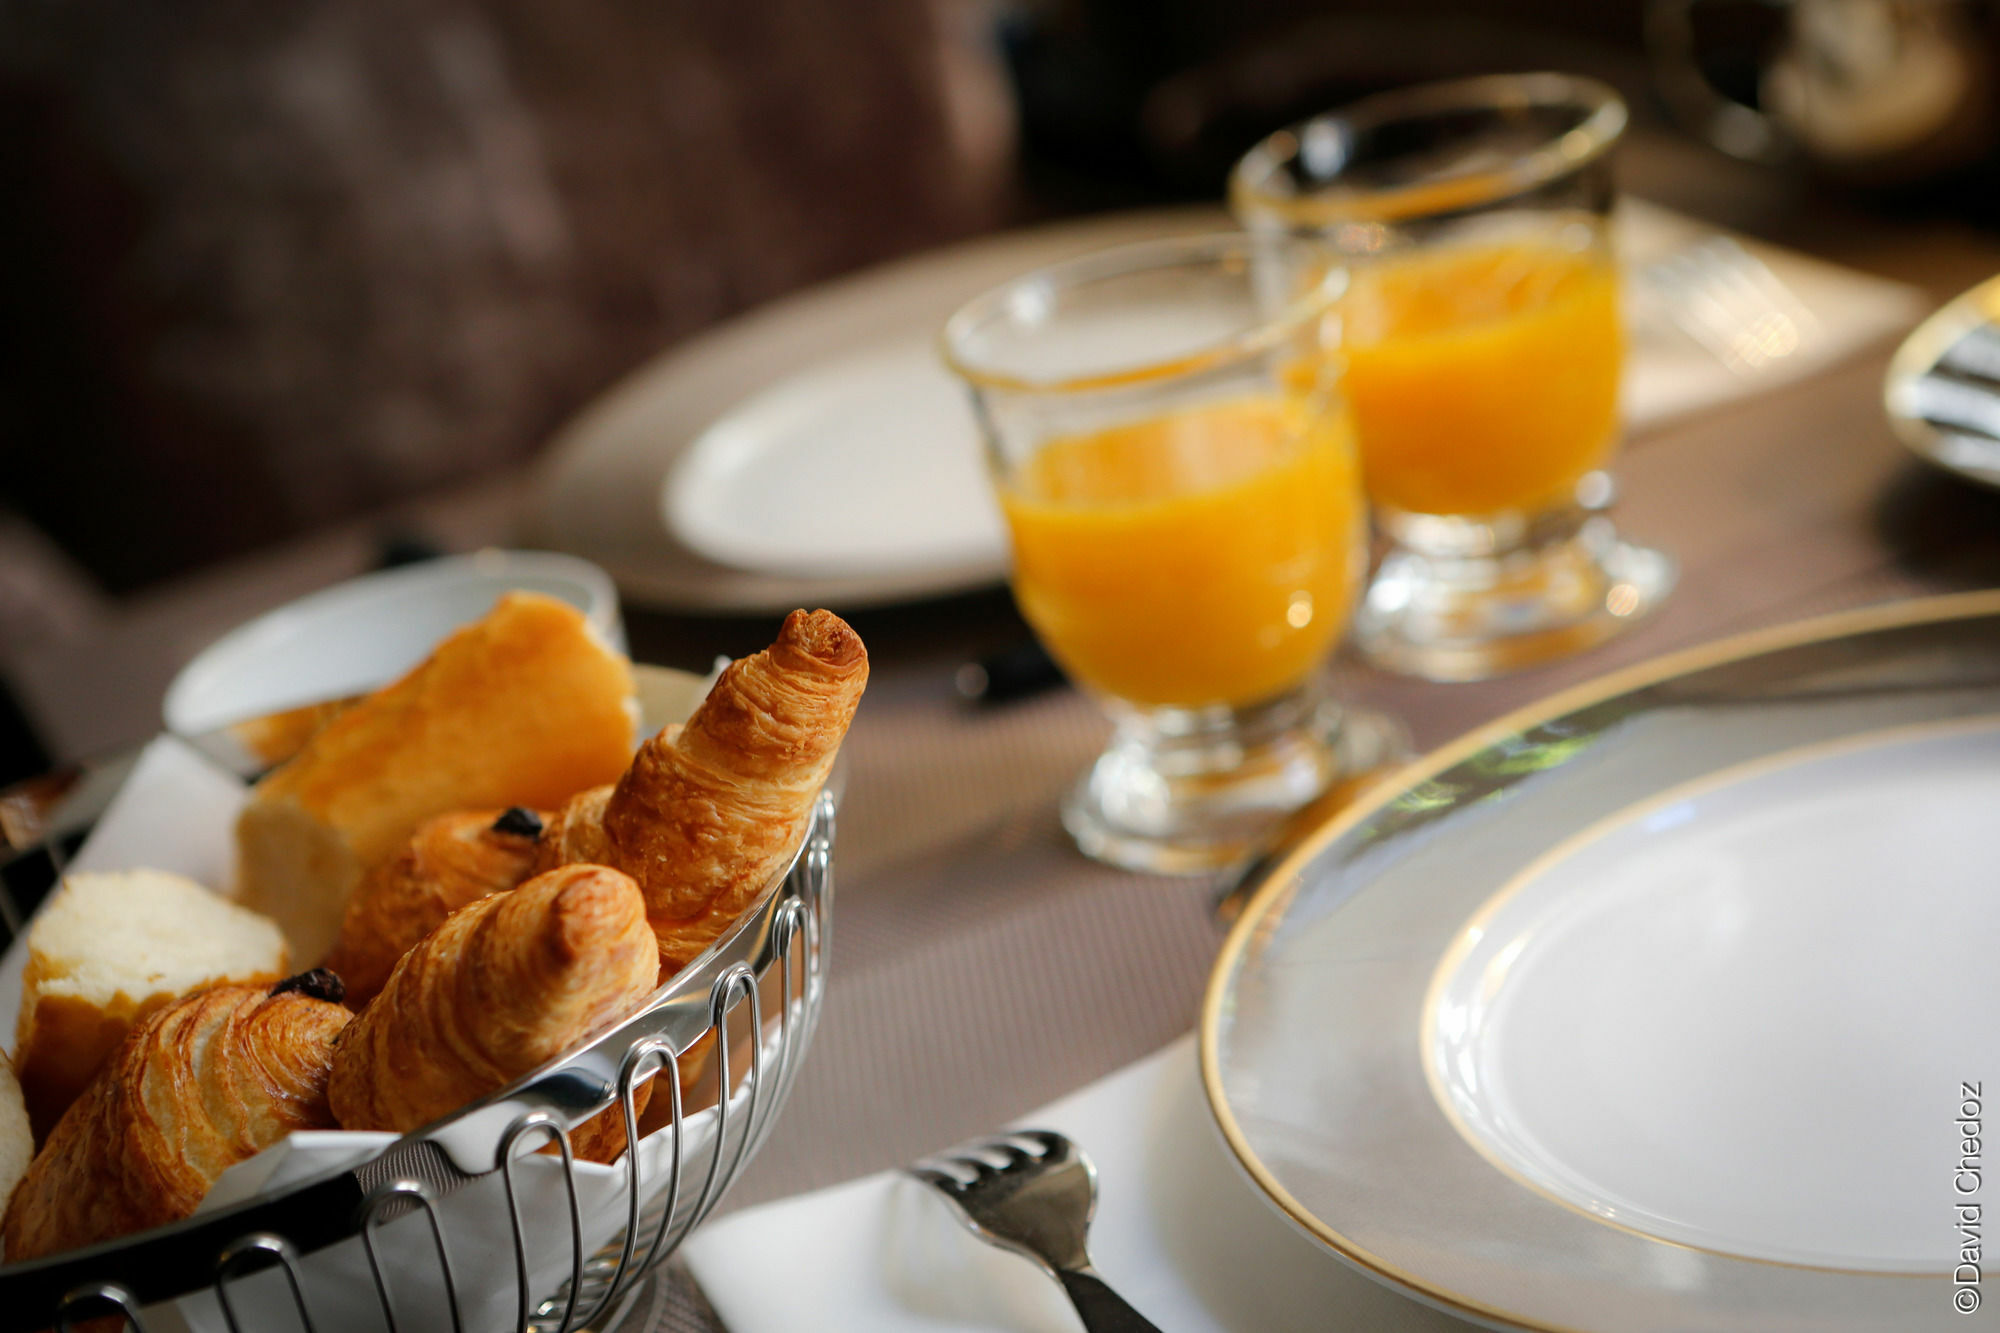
[1199,587,2000,1331]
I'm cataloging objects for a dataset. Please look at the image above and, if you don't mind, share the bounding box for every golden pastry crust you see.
[568,1080,655,1165]
[533,784,617,874]
[323,808,546,1007]
[1,984,349,1263]
[327,864,659,1158]
[539,609,866,971]
[633,1028,718,1137]
[236,592,638,962]
[0,1060,29,1233]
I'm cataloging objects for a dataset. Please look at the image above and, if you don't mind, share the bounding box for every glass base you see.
[1062,684,1410,875]
[1354,502,1675,682]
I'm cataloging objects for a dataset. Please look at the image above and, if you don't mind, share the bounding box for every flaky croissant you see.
[322,807,546,1007]
[536,608,867,970]
[2,977,350,1262]
[535,782,615,868]
[327,864,659,1162]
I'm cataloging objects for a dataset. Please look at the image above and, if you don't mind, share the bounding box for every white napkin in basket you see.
[682,1036,1481,1333]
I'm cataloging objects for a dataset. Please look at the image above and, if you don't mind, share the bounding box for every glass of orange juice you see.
[1233,73,1675,681]
[941,235,1406,873]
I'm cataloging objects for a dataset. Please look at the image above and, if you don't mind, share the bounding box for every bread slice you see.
[234,591,637,963]
[13,869,289,1140]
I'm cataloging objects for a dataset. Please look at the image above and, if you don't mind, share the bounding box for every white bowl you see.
[163,550,624,737]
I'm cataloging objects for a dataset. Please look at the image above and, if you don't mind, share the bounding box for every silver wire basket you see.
[0,791,836,1333]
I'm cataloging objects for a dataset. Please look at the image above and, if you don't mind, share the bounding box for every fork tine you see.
[955,1149,1010,1179]
[990,1132,1053,1159]
[909,1159,972,1189]
[914,1130,1072,1190]
[976,1136,1041,1169]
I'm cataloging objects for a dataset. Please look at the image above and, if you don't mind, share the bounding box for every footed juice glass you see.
[941,235,1406,873]
[1232,73,1675,681]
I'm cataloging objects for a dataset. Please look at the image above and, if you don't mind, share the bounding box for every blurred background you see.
[2,0,1997,775]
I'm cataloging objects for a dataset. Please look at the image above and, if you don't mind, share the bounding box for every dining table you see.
[8,127,2000,1331]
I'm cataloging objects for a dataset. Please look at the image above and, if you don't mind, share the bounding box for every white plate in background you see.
[663,338,1004,579]
[530,207,1228,613]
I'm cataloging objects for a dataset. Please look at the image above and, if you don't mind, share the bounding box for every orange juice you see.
[1000,396,1364,708]
[1340,239,1621,517]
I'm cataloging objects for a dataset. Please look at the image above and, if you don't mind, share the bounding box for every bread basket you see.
[0,667,837,1333]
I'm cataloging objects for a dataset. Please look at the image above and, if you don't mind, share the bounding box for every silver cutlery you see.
[908,1130,1162,1332]
[1883,272,2000,488]
[954,639,1068,707]
[1638,234,1822,375]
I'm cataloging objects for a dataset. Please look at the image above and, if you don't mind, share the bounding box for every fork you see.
[907,1129,1163,1332]
[1638,234,1822,375]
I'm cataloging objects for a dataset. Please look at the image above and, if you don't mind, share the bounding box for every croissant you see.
[535,783,616,868]
[327,864,659,1162]
[2,976,350,1262]
[536,609,867,970]
[322,807,547,1007]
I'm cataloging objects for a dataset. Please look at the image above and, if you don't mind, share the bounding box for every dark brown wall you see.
[0,0,1015,592]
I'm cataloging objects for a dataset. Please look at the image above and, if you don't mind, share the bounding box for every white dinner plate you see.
[663,337,1005,579]
[529,207,1228,612]
[1204,591,2000,1331]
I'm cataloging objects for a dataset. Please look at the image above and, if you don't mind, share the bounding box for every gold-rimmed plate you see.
[1203,591,2000,1331]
